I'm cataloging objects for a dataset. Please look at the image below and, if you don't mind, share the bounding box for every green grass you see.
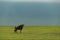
[0,26,60,40]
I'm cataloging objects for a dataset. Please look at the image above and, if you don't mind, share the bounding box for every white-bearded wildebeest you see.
[14,24,24,33]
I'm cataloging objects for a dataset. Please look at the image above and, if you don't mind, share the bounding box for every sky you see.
[0,0,60,2]
[0,0,60,26]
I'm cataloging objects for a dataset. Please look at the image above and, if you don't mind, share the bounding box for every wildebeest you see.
[14,24,24,33]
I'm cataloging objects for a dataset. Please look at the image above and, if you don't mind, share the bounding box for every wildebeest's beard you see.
[14,24,24,33]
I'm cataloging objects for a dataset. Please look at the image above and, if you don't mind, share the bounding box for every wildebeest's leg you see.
[20,30,22,33]
[20,26,23,33]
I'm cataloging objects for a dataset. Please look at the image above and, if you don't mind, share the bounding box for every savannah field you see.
[0,26,60,40]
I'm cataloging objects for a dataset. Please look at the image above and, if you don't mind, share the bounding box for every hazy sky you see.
[0,0,60,2]
[0,0,60,26]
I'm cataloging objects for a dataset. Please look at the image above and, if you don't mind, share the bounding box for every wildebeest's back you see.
[16,24,24,30]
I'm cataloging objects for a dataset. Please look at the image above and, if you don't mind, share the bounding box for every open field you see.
[0,26,60,40]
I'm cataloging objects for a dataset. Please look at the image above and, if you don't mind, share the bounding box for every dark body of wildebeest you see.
[14,24,24,33]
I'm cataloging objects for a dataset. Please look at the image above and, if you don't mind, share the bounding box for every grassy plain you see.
[0,26,60,40]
